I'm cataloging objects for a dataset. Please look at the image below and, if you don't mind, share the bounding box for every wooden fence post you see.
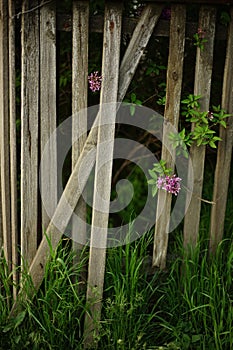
[183,6,216,249]
[9,0,18,297]
[152,4,186,269]
[40,2,57,230]
[72,0,89,264]
[209,7,233,254]
[21,0,40,268]
[0,0,12,268]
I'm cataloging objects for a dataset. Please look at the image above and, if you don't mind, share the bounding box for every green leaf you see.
[219,120,227,128]
[148,169,157,180]
[209,140,217,148]
[152,186,158,197]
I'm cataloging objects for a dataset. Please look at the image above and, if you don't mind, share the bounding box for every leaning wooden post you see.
[21,0,40,268]
[9,0,18,298]
[71,0,89,265]
[10,3,162,316]
[0,0,12,268]
[209,7,233,254]
[152,4,186,269]
[183,6,216,249]
[40,2,57,230]
[83,2,123,347]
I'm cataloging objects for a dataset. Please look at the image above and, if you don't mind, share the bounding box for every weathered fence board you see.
[209,7,233,254]
[71,0,89,259]
[9,0,18,297]
[40,3,57,231]
[84,2,123,347]
[152,4,186,269]
[21,0,40,268]
[0,0,12,267]
[183,6,216,248]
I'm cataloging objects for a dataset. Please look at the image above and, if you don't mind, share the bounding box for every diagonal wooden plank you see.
[209,7,233,254]
[152,4,186,269]
[183,6,216,248]
[0,0,11,267]
[10,3,163,315]
[83,4,123,346]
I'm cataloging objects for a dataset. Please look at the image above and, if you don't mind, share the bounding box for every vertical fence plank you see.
[152,4,186,269]
[10,2,162,315]
[183,6,216,248]
[40,2,57,231]
[209,8,233,254]
[83,2,122,347]
[9,0,18,297]
[21,0,40,268]
[0,0,12,267]
[72,0,89,259]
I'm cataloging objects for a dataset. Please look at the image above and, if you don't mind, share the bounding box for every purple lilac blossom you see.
[157,175,181,196]
[88,71,102,92]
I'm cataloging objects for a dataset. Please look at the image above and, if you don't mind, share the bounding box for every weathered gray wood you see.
[209,8,233,254]
[84,2,123,347]
[21,0,40,268]
[0,0,12,267]
[118,3,163,102]
[40,3,57,230]
[152,4,186,269]
[10,3,163,315]
[9,0,18,297]
[71,1,89,260]
[57,14,228,41]
[183,6,216,248]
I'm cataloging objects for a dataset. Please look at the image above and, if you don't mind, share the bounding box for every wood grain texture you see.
[183,6,216,248]
[40,3,57,231]
[152,4,186,269]
[84,2,123,346]
[0,0,11,267]
[72,0,89,255]
[21,0,40,268]
[209,7,233,254]
[9,0,18,298]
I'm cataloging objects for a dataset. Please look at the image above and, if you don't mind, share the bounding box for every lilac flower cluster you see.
[157,175,182,196]
[88,71,102,92]
[197,27,206,39]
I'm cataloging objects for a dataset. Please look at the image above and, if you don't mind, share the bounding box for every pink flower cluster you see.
[157,175,182,196]
[197,28,205,39]
[88,71,102,92]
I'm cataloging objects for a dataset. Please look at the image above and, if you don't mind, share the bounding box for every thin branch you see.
[13,0,53,19]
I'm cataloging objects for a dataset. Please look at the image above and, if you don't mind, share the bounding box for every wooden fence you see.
[0,0,233,347]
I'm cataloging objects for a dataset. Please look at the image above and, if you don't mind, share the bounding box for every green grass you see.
[0,232,232,350]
